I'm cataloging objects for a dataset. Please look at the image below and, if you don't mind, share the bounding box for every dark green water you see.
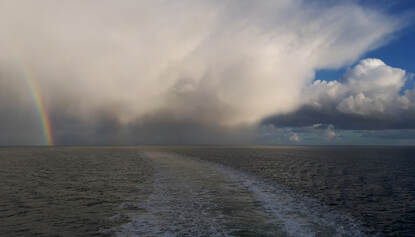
[1,146,414,236]
[0,147,153,236]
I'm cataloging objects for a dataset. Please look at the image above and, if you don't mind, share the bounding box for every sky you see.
[0,0,415,146]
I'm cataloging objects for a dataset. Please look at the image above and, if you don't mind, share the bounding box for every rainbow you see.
[23,66,54,146]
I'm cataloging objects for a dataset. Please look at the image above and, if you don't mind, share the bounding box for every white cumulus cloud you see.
[307,58,413,117]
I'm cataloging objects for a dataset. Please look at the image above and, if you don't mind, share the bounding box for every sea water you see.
[1,146,414,236]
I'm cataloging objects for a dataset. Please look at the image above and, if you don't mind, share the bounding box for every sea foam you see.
[114,151,369,237]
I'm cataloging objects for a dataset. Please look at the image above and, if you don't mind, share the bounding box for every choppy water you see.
[1,147,414,236]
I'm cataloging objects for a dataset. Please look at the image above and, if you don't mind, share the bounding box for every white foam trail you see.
[222,167,366,237]
[114,152,369,237]
[114,152,235,237]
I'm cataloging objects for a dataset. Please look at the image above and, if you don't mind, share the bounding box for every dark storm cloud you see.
[50,109,255,145]
[263,105,415,130]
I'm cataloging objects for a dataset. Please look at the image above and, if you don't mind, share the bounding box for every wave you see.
[112,151,371,237]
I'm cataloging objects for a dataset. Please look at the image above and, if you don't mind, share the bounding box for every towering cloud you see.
[0,0,406,144]
[266,58,415,130]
